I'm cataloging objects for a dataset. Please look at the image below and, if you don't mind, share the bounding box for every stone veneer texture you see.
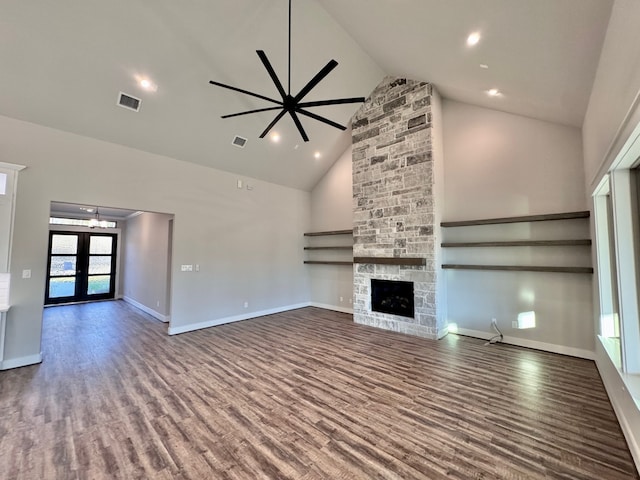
[352,77,439,339]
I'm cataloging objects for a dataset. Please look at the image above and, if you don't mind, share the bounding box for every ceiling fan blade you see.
[209,80,282,106]
[298,97,366,108]
[256,50,287,100]
[289,111,309,142]
[293,59,338,103]
[221,106,283,119]
[259,110,288,138]
[296,109,346,131]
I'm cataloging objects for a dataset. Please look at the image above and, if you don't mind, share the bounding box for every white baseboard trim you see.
[453,327,595,360]
[1,352,42,370]
[595,340,640,474]
[168,303,311,335]
[123,296,169,323]
[309,302,353,314]
[437,325,450,339]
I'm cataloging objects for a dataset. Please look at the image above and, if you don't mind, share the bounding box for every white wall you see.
[122,212,173,321]
[0,114,310,366]
[444,100,587,219]
[308,146,353,312]
[583,0,640,189]
[582,0,640,470]
[443,100,593,357]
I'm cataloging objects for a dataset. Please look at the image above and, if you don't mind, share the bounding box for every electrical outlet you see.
[512,321,518,328]
[491,318,497,326]
[156,301,160,307]
[339,296,344,302]
[244,302,249,308]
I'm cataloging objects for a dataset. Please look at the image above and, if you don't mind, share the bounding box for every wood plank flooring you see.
[0,302,637,479]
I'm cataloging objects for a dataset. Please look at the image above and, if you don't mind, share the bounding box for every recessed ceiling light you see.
[479,64,489,69]
[487,88,501,97]
[136,76,158,92]
[467,32,481,47]
[271,132,280,143]
[314,152,321,159]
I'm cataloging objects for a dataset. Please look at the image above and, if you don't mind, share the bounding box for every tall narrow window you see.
[594,179,622,367]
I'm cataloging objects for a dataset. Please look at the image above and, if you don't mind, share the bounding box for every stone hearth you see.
[352,77,446,339]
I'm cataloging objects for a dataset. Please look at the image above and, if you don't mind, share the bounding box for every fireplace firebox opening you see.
[371,279,415,318]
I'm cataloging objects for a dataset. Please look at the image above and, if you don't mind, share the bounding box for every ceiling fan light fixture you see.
[209,0,365,142]
[89,207,110,229]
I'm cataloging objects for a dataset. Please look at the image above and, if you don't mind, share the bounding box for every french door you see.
[45,232,117,305]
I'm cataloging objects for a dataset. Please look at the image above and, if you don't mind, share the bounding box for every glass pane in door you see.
[51,235,78,254]
[89,236,113,254]
[49,277,76,298]
[87,275,111,295]
[88,256,112,274]
[50,256,77,276]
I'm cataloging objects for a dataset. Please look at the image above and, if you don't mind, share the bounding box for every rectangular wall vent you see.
[117,92,141,112]
[232,135,247,148]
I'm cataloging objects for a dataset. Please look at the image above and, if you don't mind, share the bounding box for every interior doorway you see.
[46,202,175,326]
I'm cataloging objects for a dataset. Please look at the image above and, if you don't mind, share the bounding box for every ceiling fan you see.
[209,0,365,143]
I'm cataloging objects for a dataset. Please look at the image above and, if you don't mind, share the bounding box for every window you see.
[594,167,640,374]
[49,217,117,228]
[593,179,622,367]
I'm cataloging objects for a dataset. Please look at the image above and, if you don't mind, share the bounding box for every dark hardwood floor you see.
[0,301,637,479]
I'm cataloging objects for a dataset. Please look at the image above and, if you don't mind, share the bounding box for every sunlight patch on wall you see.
[517,311,536,329]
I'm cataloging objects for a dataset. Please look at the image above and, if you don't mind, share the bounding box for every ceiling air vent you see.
[232,135,247,148]
[117,92,141,112]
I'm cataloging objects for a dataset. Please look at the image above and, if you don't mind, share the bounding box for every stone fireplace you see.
[352,77,447,339]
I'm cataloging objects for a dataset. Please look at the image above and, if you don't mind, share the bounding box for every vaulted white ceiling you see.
[0,0,612,190]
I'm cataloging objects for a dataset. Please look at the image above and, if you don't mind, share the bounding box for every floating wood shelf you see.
[441,211,590,228]
[304,230,353,236]
[304,230,353,266]
[304,261,353,266]
[354,257,426,266]
[442,264,593,274]
[441,239,592,248]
